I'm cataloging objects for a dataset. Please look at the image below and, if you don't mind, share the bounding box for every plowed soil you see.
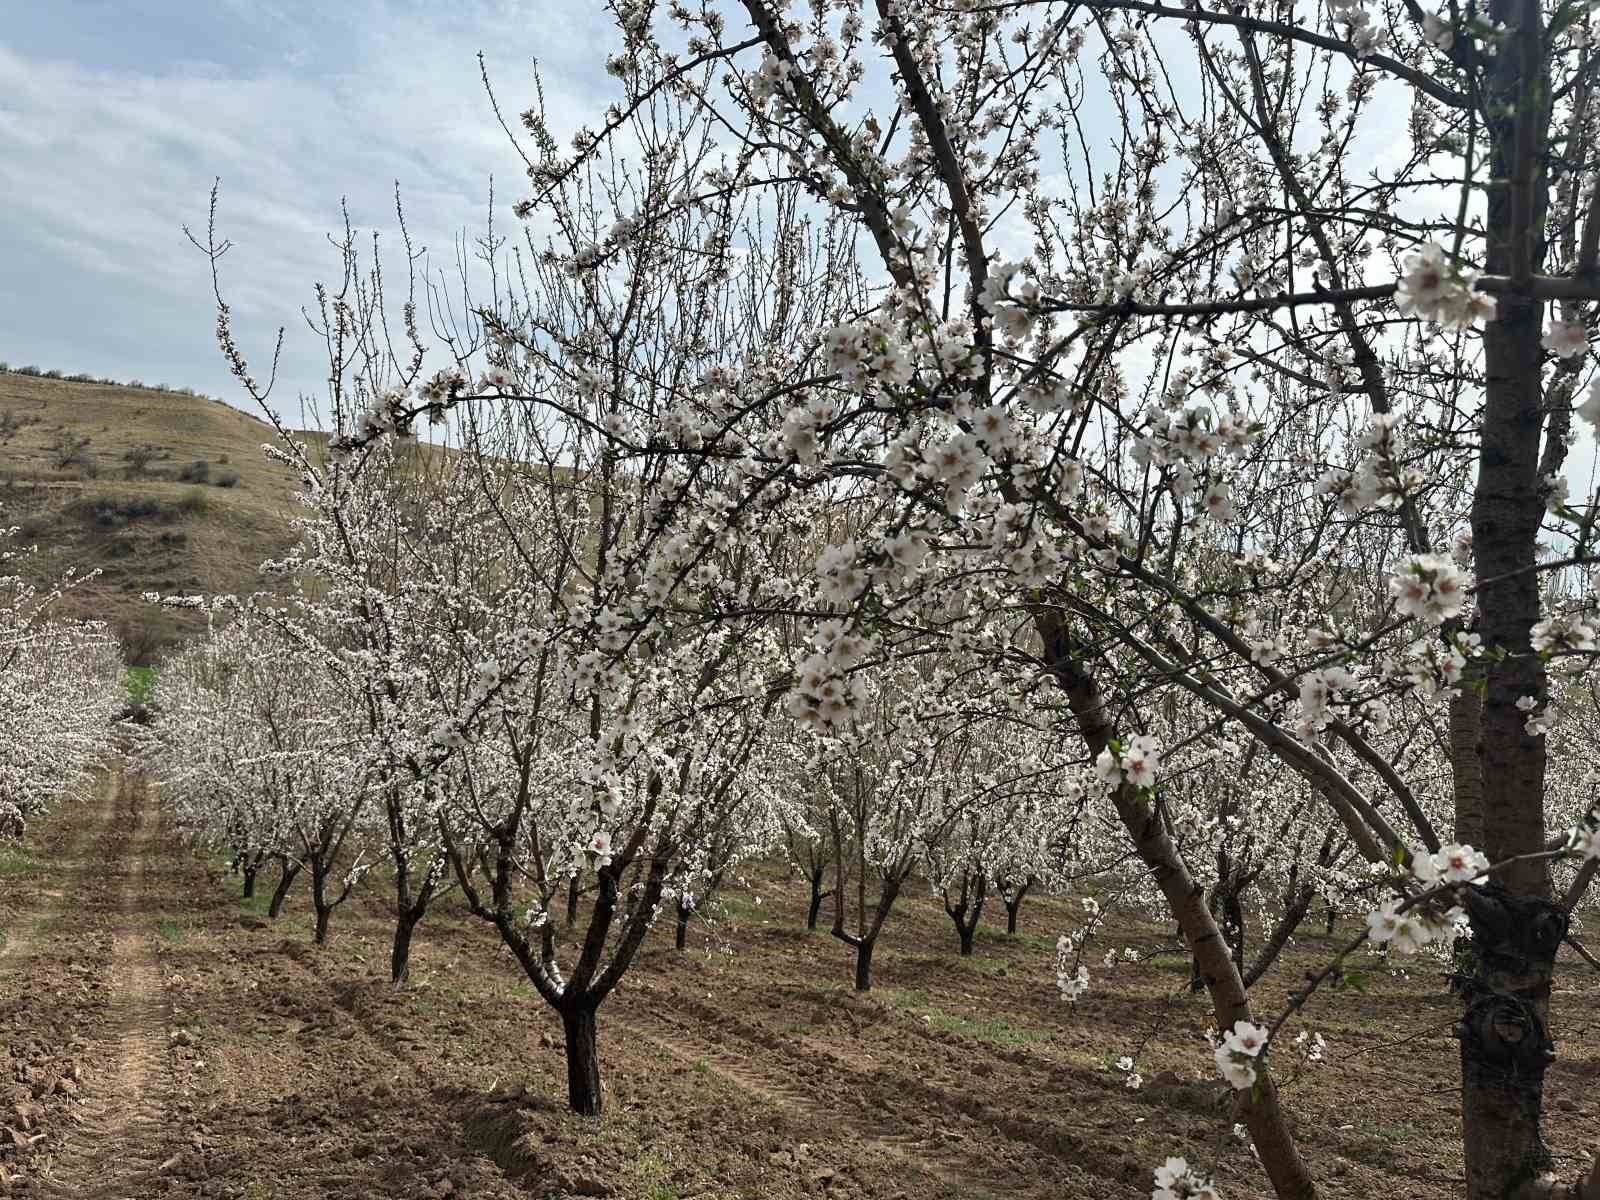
[2,776,1597,1199]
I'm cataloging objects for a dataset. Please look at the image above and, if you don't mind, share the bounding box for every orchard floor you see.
[3,777,1599,1200]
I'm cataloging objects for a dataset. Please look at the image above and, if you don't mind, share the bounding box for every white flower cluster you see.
[1422,9,1455,48]
[823,314,914,391]
[1316,413,1418,516]
[977,261,1045,342]
[1055,897,1104,1001]
[1389,630,1480,697]
[1152,1156,1220,1200]
[1114,1054,1144,1090]
[1389,553,1471,625]
[1578,379,1600,436]
[1365,895,1465,953]
[1530,614,1598,655]
[1543,319,1590,360]
[1055,953,1091,1001]
[1093,734,1163,790]
[1132,401,1256,523]
[1291,1030,1328,1065]
[1394,243,1496,328]
[1213,1019,1269,1090]
[786,618,874,730]
[1296,665,1358,739]
[1329,0,1390,56]
[1364,842,1483,953]
[1411,842,1491,886]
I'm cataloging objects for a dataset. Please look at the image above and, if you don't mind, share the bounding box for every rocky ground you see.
[1,774,1597,1199]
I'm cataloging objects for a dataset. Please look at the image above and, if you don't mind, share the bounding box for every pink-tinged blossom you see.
[1390,555,1471,624]
[1543,320,1590,360]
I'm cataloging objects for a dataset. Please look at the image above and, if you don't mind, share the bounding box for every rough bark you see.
[311,865,333,944]
[853,937,876,992]
[1450,683,1487,848]
[805,864,831,932]
[565,876,581,927]
[267,858,300,919]
[390,908,420,986]
[560,1003,603,1116]
[1459,887,1568,1199]
[1462,0,1559,1191]
[943,873,987,957]
[1002,877,1033,935]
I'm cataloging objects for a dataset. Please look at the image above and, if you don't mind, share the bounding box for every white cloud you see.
[0,3,614,420]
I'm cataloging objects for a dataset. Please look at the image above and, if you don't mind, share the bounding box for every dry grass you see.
[0,370,305,660]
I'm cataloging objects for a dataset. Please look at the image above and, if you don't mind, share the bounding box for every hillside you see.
[0,370,305,662]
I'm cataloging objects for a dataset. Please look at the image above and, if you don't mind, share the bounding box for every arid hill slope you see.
[0,369,304,660]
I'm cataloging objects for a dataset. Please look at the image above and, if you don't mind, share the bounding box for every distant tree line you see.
[0,360,220,403]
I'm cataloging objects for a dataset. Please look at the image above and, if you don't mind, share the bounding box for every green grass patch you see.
[958,953,1008,973]
[125,665,157,706]
[236,887,273,917]
[156,918,188,943]
[0,848,38,878]
[878,986,1045,1044]
[633,1150,677,1200]
[922,1008,1046,1044]
[876,987,932,1010]
[715,893,768,923]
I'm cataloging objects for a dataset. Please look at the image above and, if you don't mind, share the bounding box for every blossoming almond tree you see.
[147,607,379,945]
[194,0,1600,1185]
[195,51,863,1112]
[0,537,121,842]
[547,1,1600,1194]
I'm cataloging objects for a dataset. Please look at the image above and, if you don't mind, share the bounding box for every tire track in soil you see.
[615,989,1025,1200]
[38,772,173,1200]
[0,772,103,972]
[623,981,1097,1189]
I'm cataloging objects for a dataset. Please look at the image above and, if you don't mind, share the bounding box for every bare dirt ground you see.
[3,778,1598,1199]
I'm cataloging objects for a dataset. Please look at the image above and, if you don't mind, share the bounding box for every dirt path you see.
[38,772,175,1200]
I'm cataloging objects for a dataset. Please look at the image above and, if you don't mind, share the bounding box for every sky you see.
[0,0,616,422]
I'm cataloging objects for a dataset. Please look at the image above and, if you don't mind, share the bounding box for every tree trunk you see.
[1222,886,1247,976]
[561,1004,603,1116]
[1450,683,1487,848]
[566,876,581,927]
[853,938,875,993]
[674,901,690,951]
[805,865,830,931]
[268,859,300,919]
[1460,2,1558,1191]
[241,862,258,899]
[1003,879,1032,935]
[391,909,420,986]
[1457,887,1568,1199]
[311,866,332,944]
[945,876,985,956]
